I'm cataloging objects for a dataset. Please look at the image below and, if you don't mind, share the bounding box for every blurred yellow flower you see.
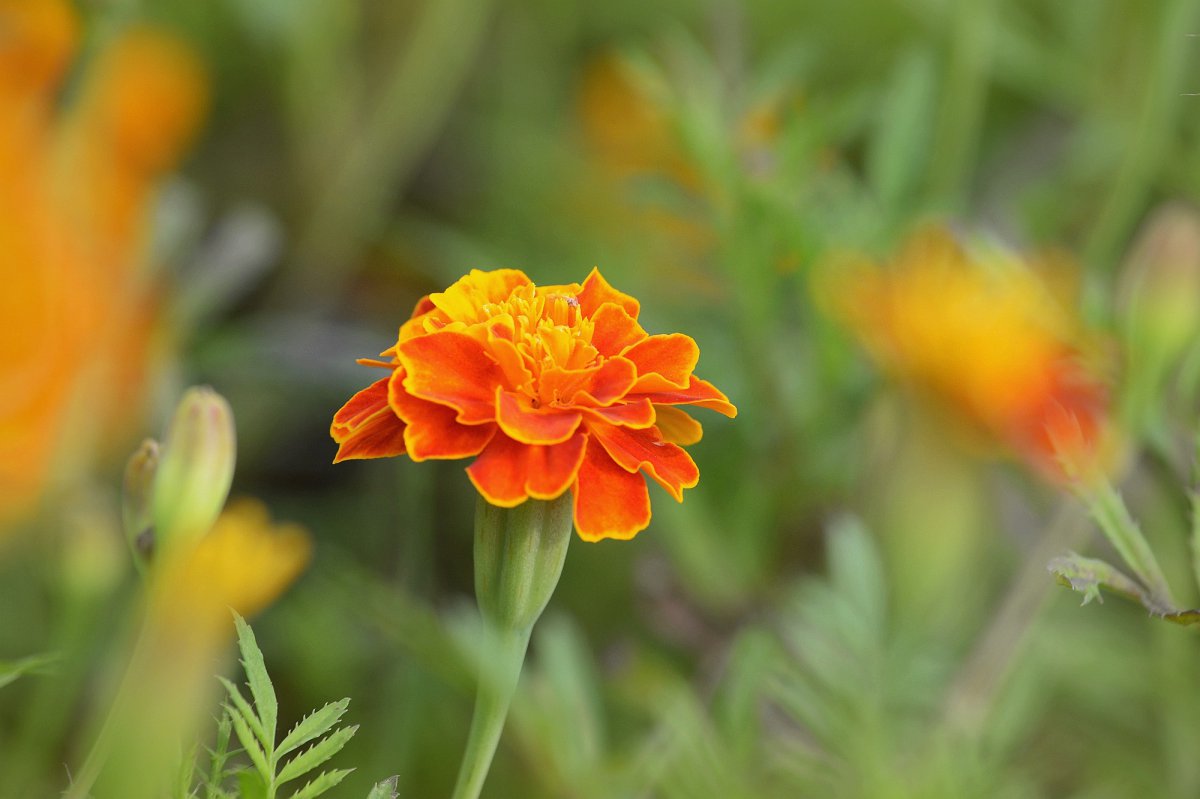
[150,499,312,634]
[0,0,207,529]
[824,226,1110,480]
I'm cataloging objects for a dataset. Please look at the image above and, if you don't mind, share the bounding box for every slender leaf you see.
[277,726,359,785]
[288,768,354,799]
[233,612,278,743]
[237,770,269,799]
[0,652,58,690]
[228,704,272,782]
[276,699,350,760]
[219,677,270,751]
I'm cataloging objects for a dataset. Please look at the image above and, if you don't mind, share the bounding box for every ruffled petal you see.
[572,357,637,406]
[429,269,532,323]
[654,405,703,445]
[399,330,506,423]
[467,431,587,506]
[583,397,655,428]
[572,438,651,541]
[624,333,698,390]
[390,371,497,460]
[330,377,407,462]
[577,267,639,318]
[495,388,582,445]
[585,420,698,501]
[589,302,646,356]
[631,375,737,418]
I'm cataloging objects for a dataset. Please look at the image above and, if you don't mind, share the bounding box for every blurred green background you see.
[5,0,1200,797]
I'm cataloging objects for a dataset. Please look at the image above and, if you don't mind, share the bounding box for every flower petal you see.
[572,438,651,542]
[390,371,497,460]
[399,330,506,423]
[467,431,587,506]
[572,357,637,406]
[654,405,703,445]
[577,267,639,318]
[631,375,737,418]
[495,388,582,445]
[624,333,698,390]
[589,302,646,356]
[583,397,656,428]
[429,268,531,323]
[585,421,698,501]
[330,377,407,462]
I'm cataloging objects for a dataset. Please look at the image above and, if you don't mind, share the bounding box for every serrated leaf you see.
[0,652,59,690]
[288,768,354,799]
[276,699,350,759]
[233,612,278,744]
[366,776,400,799]
[277,726,359,785]
[228,704,272,782]
[1049,552,1200,624]
[219,677,270,751]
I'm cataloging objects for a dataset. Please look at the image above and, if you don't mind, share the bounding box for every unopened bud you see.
[122,439,159,567]
[152,387,235,553]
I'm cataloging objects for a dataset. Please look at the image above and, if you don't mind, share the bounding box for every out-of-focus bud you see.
[1118,203,1200,432]
[122,439,159,567]
[152,387,235,553]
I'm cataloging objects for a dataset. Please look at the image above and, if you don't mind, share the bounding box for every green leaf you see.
[276,699,350,759]
[1049,552,1200,624]
[366,776,400,799]
[0,652,58,690]
[288,768,354,799]
[227,703,272,783]
[277,726,359,785]
[219,677,270,752]
[866,48,936,208]
[233,612,278,745]
[205,715,234,799]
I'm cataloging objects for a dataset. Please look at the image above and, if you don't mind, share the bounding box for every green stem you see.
[449,625,531,799]
[1083,476,1175,608]
[449,493,573,799]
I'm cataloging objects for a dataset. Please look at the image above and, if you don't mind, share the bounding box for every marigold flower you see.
[824,226,1109,479]
[332,268,737,541]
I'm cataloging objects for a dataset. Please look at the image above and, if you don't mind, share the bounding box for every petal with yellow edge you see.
[572,439,651,541]
[330,377,407,463]
[467,432,587,506]
[585,420,698,501]
[399,330,508,423]
[654,405,703,445]
[495,388,582,445]
[632,374,737,418]
[391,373,497,461]
[577,267,640,318]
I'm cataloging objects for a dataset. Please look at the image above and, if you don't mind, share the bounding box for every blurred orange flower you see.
[0,0,207,527]
[825,226,1109,480]
[332,268,736,541]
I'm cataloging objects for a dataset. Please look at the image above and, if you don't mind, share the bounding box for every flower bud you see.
[474,493,573,633]
[152,387,235,553]
[1118,203,1200,428]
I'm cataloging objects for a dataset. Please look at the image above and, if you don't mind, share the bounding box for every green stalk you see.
[451,493,573,799]
[1082,476,1175,609]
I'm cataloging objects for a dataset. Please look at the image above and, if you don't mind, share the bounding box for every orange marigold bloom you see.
[825,226,1109,479]
[332,268,737,541]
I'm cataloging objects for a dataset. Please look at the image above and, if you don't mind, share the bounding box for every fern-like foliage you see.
[214,612,358,799]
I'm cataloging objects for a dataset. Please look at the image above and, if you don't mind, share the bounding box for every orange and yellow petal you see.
[572,438,651,541]
[585,421,698,501]
[390,373,497,461]
[654,405,703,445]
[467,432,587,506]
[577,267,640,319]
[589,302,646,356]
[583,398,656,428]
[330,377,407,463]
[633,375,738,418]
[429,268,532,324]
[495,388,582,445]
[572,357,637,406]
[399,330,508,423]
[624,333,698,390]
